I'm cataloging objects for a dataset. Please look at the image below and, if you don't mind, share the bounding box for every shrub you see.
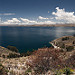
[63,67,74,75]
[73,41,75,44]
[62,37,69,41]
[55,69,63,75]
[55,68,74,75]
[66,46,74,51]
[7,53,20,58]
[2,55,5,58]
[7,45,19,52]
[56,42,65,48]
[20,50,35,57]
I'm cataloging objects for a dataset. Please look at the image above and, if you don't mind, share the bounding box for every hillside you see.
[50,36,75,51]
[0,36,75,75]
[0,46,20,57]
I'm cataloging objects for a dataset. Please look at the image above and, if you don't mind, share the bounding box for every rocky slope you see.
[0,46,20,58]
[0,36,75,75]
[50,36,75,51]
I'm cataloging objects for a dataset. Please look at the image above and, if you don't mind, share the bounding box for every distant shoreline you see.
[0,24,75,27]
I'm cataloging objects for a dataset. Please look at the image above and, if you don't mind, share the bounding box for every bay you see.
[0,26,75,53]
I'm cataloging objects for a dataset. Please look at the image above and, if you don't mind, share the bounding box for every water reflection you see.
[55,27,75,38]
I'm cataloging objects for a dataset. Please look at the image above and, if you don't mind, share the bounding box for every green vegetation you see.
[7,45,19,52]
[63,67,74,75]
[55,67,74,75]
[55,69,63,75]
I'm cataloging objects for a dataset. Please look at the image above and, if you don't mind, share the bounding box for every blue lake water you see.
[0,26,75,53]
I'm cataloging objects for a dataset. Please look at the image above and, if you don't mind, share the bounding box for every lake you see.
[0,26,75,53]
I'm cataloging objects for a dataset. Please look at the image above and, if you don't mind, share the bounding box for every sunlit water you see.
[0,26,75,52]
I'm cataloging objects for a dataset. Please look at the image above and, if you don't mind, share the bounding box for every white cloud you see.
[2,7,75,25]
[2,17,56,25]
[38,16,49,20]
[20,18,37,23]
[52,7,75,23]
[37,21,56,24]
[3,18,20,24]
[0,13,15,16]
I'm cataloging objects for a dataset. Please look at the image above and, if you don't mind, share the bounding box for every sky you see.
[0,0,75,25]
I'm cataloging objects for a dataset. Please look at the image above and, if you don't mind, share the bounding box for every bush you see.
[20,50,35,57]
[66,46,74,51]
[63,67,74,75]
[56,42,65,48]
[7,53,20,58]
[62,37,69,41]
[55,69,63,75]
[55,68,74,75]
[73,41,75,44]
[2,55,5,58]
[7,45,19,52]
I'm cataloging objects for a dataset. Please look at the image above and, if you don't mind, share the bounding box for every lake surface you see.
[0,26,75,53]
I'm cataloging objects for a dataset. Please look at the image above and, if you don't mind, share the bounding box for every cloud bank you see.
[38,16,49,20]
[20,18,37,23]
[1,7,75,25]
[3,18,20,24]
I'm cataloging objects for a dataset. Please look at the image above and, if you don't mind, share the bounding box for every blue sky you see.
[0,0,75,25]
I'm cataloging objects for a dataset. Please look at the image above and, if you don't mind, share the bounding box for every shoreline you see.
[0,24,75,27]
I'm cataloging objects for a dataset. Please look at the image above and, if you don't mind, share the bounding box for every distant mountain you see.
[0,24,75,27]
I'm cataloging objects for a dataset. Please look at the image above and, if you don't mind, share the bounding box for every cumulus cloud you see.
[2,7,75,25]
[20,18,37,23]
[38,16,49,20]
[0,13,15,16]
[3,18,20,24]
[52,7,75,23]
